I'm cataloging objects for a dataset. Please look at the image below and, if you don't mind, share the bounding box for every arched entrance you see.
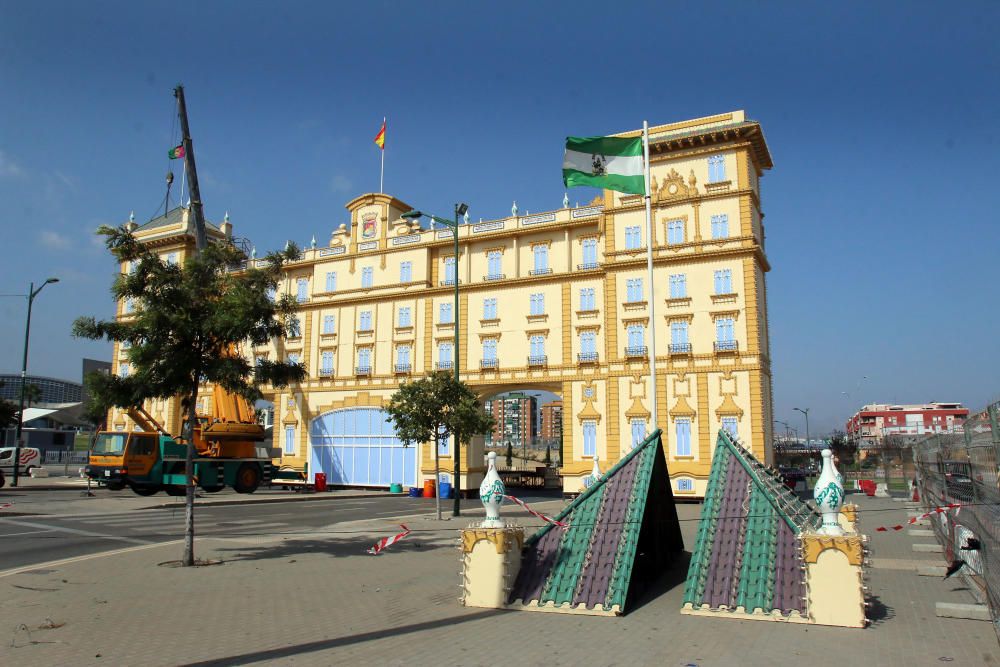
[309,407,416,487]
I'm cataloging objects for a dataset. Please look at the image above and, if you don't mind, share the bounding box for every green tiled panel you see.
[541,481,606,605]
[683,439,731,605]
[736,484,776,612]
[605,444,654,609]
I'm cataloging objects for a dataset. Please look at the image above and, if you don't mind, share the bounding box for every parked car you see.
[779,466,807,490]
[0,447,41,477]
[943,461,975,501]
[0,467,5,488]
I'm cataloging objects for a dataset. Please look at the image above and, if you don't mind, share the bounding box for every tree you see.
[0,382,17,428]
[24,384,42,409]
[828,429,857,467]
[505,440,513,468]
[385,371,494,519]
[73,225,305,566]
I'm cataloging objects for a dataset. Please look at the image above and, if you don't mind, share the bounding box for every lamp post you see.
[13,277,59,487]
[794,406,811,463]
[402,204,468,517]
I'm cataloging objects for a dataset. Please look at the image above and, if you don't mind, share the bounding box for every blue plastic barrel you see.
[439,482,453,499]
[408,486,422,498]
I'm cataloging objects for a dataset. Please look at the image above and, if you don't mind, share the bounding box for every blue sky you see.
[1,1,997,434]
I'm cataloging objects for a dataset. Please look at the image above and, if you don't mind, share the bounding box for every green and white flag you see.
[562,135,645,195]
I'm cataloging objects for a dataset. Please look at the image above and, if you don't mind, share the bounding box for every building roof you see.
[507,429,684,615]
[134,206,221,233]
[682,429,820,618]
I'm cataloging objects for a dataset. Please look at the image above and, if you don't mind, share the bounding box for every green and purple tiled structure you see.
[682,429,821,618]
[508,429,684,615]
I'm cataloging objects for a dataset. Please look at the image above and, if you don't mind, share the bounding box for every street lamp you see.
[794,407,811,460]
[13,277,59,487]
[402,204,468,517]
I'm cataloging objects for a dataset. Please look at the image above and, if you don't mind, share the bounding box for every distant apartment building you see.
[540,400,563,441]
[845,402,969,447]
[0,374,82,404]
[485,393,537,447]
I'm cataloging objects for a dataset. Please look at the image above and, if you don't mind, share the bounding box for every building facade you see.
[540,400,563,441]
[0,374,83,404]
[485,393,537,448]
[845,402,968,448]
[110,110,774,497]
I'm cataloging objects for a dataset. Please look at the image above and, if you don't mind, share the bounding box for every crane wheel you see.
[201,485,224,493]
[165,485,187,497]
[131,485,161,496]
[233,464,261,494]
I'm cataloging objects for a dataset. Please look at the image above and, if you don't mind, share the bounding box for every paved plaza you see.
[0,492,997,666]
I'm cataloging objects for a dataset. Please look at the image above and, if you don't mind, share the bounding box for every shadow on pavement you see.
[627,550,692,614]
[176,608,507,667]
[866,594,894,624]
[211,530,455,562]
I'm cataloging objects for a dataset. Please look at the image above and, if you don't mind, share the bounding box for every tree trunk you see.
[183,379,200,566]
[433,435,441,521]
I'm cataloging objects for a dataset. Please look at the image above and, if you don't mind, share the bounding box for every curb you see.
[149,491,411,509]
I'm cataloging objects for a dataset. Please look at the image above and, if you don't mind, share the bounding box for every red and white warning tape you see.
[504,495,568,528]
[367,524,411,555]
[875,503,961,532]
[0,503,12,510]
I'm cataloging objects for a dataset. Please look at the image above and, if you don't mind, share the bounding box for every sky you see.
[1,1,998,435]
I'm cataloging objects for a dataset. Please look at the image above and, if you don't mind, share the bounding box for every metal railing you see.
[355,366,371,376]
[480,359,499,370]
[394,363,412,374]
[440,278,461,286]
[527,355,547,367]
[913,400,1000,641]
[669,343,692,354]
[576,262,600,271]
[318,368,334,377]
[484,274,506,281]
[714,340,739,352]
[625,346,647,357]
[578,351,599,363]
[529,268,553,276]
[436,361,454,370]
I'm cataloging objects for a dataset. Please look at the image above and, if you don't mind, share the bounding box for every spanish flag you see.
[373,119,386,150]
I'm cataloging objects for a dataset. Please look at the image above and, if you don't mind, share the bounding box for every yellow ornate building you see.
[110,110,774,497]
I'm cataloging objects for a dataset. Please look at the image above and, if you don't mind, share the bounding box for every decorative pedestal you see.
[801,533,869,628]
[460,525,524,608]
[838,503,859,534]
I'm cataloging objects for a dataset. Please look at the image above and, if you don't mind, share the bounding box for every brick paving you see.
[0,493,997,666]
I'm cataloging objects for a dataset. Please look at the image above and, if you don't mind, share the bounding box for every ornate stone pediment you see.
[653,168,698,202]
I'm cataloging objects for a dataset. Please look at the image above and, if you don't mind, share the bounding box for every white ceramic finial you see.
[463,209,470,225]
[129,210,135,223]
[479,451,505,528]
[310,235,316,249]
[591,455,601,481]
[224,210,230,223]
[250,246,257,259]
[511,200,518,217]
[814,448,845,536]
[563,192,569,209]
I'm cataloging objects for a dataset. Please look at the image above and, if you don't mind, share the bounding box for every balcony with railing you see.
[527,355,547,367]
[355,366,372,376]
[440,278,462,286]
[436,360,454,371]
[576,262,601,271]
[483,273,506,282]
[669,342,692,355]
[577,351,599,364]
[394,363,412,374]
[714,340,739,353]
[625,346,647,358]
[480,358,499,370]
[318,368,334,377]
[529,267,553,276]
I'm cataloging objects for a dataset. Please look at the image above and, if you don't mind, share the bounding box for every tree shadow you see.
[210,530,456,562]
[866,594,894,624]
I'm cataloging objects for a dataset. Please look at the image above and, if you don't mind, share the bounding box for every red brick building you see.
[845,402,968,447]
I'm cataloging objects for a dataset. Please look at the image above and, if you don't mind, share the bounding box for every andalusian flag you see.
[563,135,645,195]
[374,119,386,150]
[168,144,185,160]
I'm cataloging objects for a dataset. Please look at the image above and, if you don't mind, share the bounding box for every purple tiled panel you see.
[772,520,806,613]
[704,457,750,608]
[510,525,567,603]
[574,453,640,608]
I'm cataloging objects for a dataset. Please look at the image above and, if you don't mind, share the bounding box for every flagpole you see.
[379,116,385,193]
[642,120,658,430]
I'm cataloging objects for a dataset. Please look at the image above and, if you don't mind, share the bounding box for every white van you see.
[0,447,42,476]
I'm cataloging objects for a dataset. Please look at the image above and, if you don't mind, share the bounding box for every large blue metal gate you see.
[309,407,416,487]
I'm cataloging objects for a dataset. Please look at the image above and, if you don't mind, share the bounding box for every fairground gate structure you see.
[108,110,775,497]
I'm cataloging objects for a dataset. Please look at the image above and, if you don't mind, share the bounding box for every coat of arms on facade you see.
[591,153,607,176]
[362,213,377,239]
